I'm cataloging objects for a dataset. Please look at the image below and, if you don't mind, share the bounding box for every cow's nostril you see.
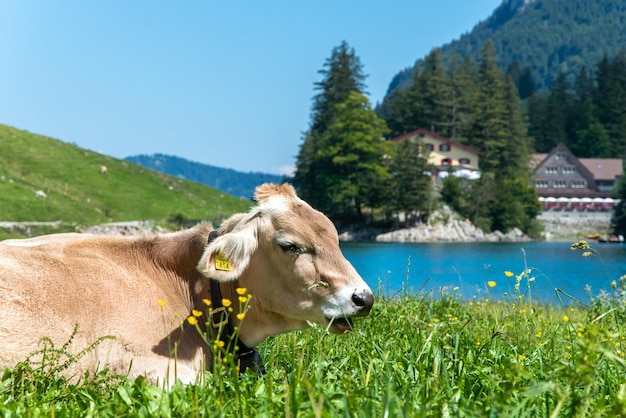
[352,290,375,310]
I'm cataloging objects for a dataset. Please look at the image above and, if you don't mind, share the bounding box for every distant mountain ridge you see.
[387,0,626,94]
[125,154,284,199]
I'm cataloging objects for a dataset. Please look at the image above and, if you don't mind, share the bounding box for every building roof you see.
[579,158,623,181]
[389,129,483,156]
[529,153,547,170]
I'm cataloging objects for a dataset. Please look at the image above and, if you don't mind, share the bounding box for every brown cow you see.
[0,183,373,385]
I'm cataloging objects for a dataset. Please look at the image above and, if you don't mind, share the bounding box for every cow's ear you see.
[197,227,257,281]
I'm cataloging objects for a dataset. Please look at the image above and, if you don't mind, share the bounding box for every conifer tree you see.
[388,139,432,226]
[448,55,479,142]
[612,177,626,236]
[315,91,389,220]
[595,51,626,158]
[467,40,509,173]
[294,41,367,209]
[418,49,451,136]
[500,78,532,177]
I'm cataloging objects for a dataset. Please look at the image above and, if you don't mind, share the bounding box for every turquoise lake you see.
[341,241,626,304]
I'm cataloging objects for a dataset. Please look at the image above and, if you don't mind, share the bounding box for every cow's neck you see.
[206,279,264,374]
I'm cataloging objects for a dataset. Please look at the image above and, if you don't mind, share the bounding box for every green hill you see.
[0,124,252,237]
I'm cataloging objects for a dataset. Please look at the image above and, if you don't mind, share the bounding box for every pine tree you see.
[315,91,389,220]
[388,139,432,226]
[526,92,548,152]
[467,40,509,172]
[418,49,451,136]
[545,73,573,149]
[500,78,532,177]
[517,67,536,100]
[595,51,626,159]
[294,41,367,209]
[612,176,626,236]
[449,55,479,142]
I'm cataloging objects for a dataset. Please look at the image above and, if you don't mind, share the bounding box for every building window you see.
[554,180,567,188]
[562,166,575,174]
[535,180,548,188]
[545,166,558,174]
[439,143,450,152]
[424,143,434,152]
[572,180,586,189]
[459,157,471,165]
[441,158,452,165]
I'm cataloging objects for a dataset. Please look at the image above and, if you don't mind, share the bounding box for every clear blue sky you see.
[0,1,502,175]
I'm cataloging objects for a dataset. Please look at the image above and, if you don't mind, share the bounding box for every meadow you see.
[1,241,625,417]
[0,124,251,240]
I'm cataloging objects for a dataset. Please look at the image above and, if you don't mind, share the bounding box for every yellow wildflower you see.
[214,340,225,348]
[570,240,590,250]
[235,287,247,295]
[518,354,526,361]
[222,298,232,308]
[504,271,514,277]
[487,281,496,288]
[236,312,246,321]
[192,309,202,317]
[238,296,248,303]
[156,299,167,308]
[202,298,211,307]
[563,315,570,322]
[187,316,198,326]
[453,286,459,291]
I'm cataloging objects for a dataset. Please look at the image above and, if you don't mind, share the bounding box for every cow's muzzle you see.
[325,289,374,334]
[351,289,375,316]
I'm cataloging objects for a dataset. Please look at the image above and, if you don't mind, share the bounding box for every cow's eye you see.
[279,242,304,254]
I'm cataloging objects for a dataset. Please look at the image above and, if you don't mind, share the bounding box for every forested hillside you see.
[387,0,626,94]
[125,154,283,199]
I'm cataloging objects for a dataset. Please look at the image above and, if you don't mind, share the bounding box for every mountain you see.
[387,0,626,94]
[125,154,284,199]
[0,124,250,236]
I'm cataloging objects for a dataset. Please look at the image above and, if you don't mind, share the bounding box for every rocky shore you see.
[341,205,612,243]
[374,206,526,243]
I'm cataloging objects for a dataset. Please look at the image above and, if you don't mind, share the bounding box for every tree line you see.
[294,41,626,236]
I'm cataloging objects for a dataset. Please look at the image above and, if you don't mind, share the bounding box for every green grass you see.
[0,124,251,238]
[1,242,625,417]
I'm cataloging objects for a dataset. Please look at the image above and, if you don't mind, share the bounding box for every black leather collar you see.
[207,230,265,374]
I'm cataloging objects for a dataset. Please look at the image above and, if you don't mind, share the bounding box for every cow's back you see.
[0,227,210,382]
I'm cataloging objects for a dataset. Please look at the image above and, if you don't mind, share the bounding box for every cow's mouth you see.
[326,316,354,334]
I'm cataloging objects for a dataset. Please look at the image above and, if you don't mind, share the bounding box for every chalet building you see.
[530,143,623,212]
[390,129,482,177]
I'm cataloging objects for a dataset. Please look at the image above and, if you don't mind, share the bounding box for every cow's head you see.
[197,183,374,345]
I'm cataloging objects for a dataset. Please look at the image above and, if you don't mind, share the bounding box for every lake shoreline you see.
[339,206,614,244]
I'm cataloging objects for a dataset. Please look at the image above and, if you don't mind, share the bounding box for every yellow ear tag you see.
[214,252,232,271]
